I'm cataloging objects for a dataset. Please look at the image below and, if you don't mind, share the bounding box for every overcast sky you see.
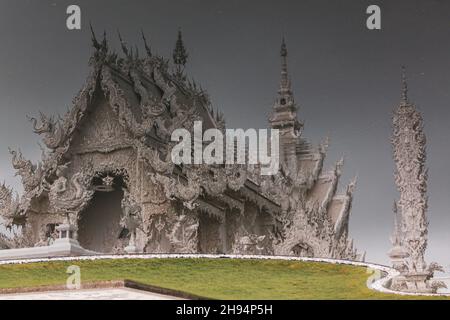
[0,0,449,267]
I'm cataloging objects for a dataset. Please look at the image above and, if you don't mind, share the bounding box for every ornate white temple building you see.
[0,29,361,260]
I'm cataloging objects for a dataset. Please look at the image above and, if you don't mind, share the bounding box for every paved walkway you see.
[0,287,179,300]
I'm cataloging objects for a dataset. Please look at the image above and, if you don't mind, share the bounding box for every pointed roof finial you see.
[101,30,108,52]
[89,22,101,50]
[141,29,152,57]
[400,66,409,106]
[117,29,129,56]
[173,28,188,76]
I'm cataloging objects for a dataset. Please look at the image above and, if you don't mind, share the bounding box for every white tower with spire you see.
[269,38,303,171]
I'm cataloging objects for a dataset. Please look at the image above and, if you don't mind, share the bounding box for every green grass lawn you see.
[0,258,445,299]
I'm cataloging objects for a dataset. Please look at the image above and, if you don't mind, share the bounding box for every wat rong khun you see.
[0,29,446,295]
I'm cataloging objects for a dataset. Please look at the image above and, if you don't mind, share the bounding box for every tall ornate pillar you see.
[389,67,445,293]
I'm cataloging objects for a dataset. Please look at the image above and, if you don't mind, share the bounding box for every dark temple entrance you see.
[198,213,226,254]
[77,174,126,253]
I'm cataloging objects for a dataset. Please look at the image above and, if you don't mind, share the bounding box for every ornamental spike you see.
[117,29,129,56]
[101,30,108,53]
[89,22,101,50]
[141,29,152,57]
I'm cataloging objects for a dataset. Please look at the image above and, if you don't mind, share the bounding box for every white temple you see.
[0,29,361,261]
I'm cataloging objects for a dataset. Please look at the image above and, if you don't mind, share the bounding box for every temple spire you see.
[101,30,108,52]
[173,29,188,78]
[400,66,409,106]
[89,23,108,60]
[279,36,292,95]
[269,36,303,152]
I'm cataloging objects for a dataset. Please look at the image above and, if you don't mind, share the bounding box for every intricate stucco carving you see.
[389,69,445,293]
[0,183,20,226]
[9,149,44,193]
[28,113,67,151]
[138,144,174,175]
[232,233,272,255]
[120,188,143,250]
[168,212,199,253]
[0,31,359,262]
[47,164,94,218]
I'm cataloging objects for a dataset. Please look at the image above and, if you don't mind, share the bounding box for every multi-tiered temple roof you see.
[0,29,361,260]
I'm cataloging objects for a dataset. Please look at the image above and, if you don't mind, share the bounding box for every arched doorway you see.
[198,213,225,254]
[77,173,127,253]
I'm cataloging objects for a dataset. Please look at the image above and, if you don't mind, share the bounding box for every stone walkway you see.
[0,287,179,300]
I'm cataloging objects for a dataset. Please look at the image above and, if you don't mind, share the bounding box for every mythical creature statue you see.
[150,165,204,211]
[232,232,273,255]
[168,212,199,253]
[28,113,67,151]
[139,144,174,175]
[9,149,43,193]
[48,164,94,223]
[120,189,143,251]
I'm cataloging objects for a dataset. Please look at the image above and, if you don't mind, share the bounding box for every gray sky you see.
[0,0,449,267]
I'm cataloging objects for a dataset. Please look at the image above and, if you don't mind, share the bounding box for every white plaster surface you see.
[0,287,179,300]
[0,238,98,261]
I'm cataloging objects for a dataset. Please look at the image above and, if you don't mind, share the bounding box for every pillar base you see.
[390,272,435,293]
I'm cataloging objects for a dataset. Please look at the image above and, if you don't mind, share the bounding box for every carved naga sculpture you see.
[150,166,202,211]
[168,213,199,253]
[9,149,43,193]
[28,112,67,151]
[120,190,143,250]
[48,164,94,221]
[174,168,202,210]
[139,144,174,175]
